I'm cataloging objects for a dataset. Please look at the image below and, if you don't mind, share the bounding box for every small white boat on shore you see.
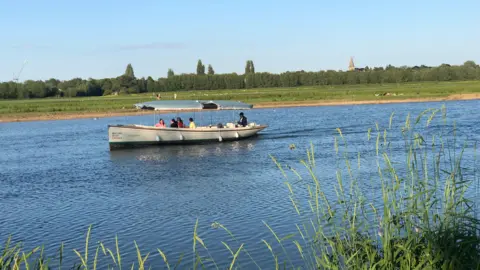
[108,100,268,150]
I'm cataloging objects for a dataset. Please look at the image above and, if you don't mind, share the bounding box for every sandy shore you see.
[254,93,480,108]
[1,93,479,123]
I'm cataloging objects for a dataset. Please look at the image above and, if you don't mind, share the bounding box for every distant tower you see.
[348,57,355,71]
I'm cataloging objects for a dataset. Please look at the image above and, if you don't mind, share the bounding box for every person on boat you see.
[237,112,248,127]
[189,118,196,128]
[170,119,178,128]
[155,119,166,128]
[176,117,184,128]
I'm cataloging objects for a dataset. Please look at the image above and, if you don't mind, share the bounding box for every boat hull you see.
[108,124,267,150]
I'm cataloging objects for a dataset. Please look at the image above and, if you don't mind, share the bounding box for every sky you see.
[0,0,479,82]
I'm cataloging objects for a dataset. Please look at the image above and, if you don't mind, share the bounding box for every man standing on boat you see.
[237,112,247,127]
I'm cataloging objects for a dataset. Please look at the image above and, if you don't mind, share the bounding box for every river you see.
[1,100,479,269]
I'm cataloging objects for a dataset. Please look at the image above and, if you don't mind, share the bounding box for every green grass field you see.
[1,81,480,118]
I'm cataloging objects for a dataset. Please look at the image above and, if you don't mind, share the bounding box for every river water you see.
[0,100,479,269]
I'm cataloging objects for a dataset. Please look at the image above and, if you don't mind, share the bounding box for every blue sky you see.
[0,0,479,82]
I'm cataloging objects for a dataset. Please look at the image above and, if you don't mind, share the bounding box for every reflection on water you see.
[109,138,259,162]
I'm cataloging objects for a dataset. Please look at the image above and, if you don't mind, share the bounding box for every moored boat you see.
[108,100,267,150]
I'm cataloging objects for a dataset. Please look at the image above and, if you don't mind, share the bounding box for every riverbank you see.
[1,92,480,123]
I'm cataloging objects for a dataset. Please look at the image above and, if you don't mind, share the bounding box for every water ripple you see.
[0,100,479,268]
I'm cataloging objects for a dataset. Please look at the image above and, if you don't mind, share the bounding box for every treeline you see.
[1,60,479,99]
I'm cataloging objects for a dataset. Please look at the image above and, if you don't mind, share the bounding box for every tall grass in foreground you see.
[1,104,479,269]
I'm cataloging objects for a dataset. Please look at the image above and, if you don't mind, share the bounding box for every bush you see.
[103,89,113,96]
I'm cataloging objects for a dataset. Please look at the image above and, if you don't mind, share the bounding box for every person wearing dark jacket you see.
[237,112,248,127]
[170,119,178,128]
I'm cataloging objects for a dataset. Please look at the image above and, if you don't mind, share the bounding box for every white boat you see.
[108,100,268,150]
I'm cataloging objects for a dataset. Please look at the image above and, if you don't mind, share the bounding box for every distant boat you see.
[107,100,268,150]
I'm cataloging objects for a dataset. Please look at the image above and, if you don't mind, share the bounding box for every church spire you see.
[348,56,355,71]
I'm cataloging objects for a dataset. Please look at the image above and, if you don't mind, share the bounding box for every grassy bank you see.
[1,80,480,122]
[1,105,480,269]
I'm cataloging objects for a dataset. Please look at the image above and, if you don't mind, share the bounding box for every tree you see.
[196,60,205,75]
[245,60,251,74]
[86,79,103,96]
[124,63,135,78]
[46,78,60,88]
[463,60,478,69]
[119,64,137,93]
[3,59,480,100]
[137,77,147,93]
[102,79,113,95]
[167,69,175,78]
[245,60,255,74]
[207,64,215,75]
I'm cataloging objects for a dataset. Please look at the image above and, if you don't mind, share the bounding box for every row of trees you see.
[195,60,215,76]
[0,60,479,99]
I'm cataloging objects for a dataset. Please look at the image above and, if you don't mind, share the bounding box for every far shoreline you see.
[1,93,479,123]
